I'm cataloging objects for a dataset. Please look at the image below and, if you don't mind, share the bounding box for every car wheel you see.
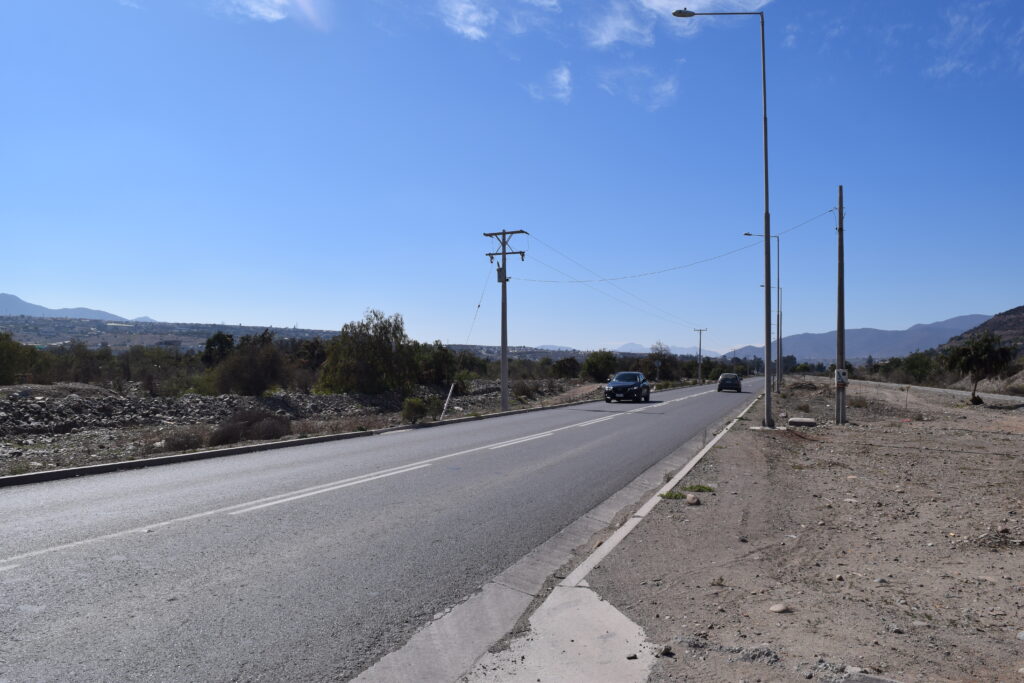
[605,397,611,403]
[644,390,650,402]
[717,387,722,392]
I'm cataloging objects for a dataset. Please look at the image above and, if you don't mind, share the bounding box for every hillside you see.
[726,314,991,362]
[944,305,1024,350]
[0,293,129,322]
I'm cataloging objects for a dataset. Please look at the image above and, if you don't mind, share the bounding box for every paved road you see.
[0,381,761,682]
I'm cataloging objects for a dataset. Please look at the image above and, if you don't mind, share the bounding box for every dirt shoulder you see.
[586,376,1024,682]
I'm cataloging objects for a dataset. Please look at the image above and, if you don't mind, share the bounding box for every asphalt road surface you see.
[0,381,761,682]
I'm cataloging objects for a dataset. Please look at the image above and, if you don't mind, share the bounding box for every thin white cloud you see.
[587,2,654,48]
[599,66,678,110]
[550,64,572,102]
[229,0,288,22]
[223,0,330,29]
[926,7,991,77]
[520,0,560,9]
[528,64,572,103]
[439,0,498,40]
[589,0,772,47]
[783,23,797,48]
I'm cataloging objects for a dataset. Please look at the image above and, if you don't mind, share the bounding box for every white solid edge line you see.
[229,464,431,514]
[0,564,19,572]
[560,393,761,588]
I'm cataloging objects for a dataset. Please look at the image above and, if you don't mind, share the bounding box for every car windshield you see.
[612,373,640,382]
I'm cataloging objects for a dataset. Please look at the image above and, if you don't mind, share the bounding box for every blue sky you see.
[2,0,1023,354]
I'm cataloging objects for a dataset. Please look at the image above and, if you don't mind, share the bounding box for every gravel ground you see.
[587,376,1024,682]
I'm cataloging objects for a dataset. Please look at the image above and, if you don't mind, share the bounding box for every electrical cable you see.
[528,233,698,327]
[518,208,836,284]
[526,253,695,329]
[463,265,492,344]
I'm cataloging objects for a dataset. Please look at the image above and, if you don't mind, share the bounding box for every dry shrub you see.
[163,425,210,452]
[209,409,291,447]
[291,414,391,437]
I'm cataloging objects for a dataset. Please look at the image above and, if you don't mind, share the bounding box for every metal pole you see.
[694,328,707,384]
[775,235,782,392]
[760,13,774,427]
[670,8,772,425]
[500,246,509,412]
[836,185,847,424]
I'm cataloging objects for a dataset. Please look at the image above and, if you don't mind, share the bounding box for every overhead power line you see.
[518,208,835,285]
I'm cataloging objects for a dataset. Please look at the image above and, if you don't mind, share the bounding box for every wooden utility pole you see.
[835,186,847,424]
[484,229,527,412]
[694,328,707,384]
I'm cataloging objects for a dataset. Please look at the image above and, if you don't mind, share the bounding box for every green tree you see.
[946,332,1016,404]
[0,332,26,385]
[201,332,235,368]
[582,350,617,382]
[317,310,416,394]
[215,330,287,395]
[644,342,678,380]
[552,356,580,379]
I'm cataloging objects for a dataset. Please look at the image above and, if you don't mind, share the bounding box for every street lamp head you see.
[743,232,754,236]
[672,9,696,17]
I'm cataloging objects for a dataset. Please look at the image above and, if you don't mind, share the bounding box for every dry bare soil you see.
[588,377,1024,682]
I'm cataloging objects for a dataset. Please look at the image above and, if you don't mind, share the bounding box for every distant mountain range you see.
[614,343,722,358]
[0,293,154,323]
[725,314,992,362]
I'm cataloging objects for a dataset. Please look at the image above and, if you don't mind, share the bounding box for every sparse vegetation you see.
[209,409,291,447]
[401,397,428,424]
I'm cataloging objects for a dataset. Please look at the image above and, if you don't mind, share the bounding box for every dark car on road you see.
[717,373,742,392]
[604,372,650,403]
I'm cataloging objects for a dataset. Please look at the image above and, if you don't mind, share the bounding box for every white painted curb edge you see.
[560,393,762,588]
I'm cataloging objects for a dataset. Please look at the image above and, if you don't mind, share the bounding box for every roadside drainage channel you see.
[354,394,759,683]
[0,385,707,488]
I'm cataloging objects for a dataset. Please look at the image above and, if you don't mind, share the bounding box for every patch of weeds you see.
[681,484,715,493]
[796,403,811,413]
[6,462,32,476]
[660,491,688,500]
[849,395,868,408]
[163,425,210,452]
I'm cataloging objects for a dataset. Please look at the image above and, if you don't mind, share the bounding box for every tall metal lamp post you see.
[744,232,781,393]
[674,7,773,428]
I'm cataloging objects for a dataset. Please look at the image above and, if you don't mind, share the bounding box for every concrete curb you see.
[0,384,707,488]
[560,392,761,588]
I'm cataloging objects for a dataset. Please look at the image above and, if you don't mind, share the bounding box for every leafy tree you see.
[415,340,457,387]
[215,330,288,395]
[644,342,679,380]
[0,332,26,384]
[946,332,1016,403]
[582,349,617,382]
[317,310,416,394]
[552,356,580,379]
[201,332,235,368]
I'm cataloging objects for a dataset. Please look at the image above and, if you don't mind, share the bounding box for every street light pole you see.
[743,232,781,394]
[674,7,773,427]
